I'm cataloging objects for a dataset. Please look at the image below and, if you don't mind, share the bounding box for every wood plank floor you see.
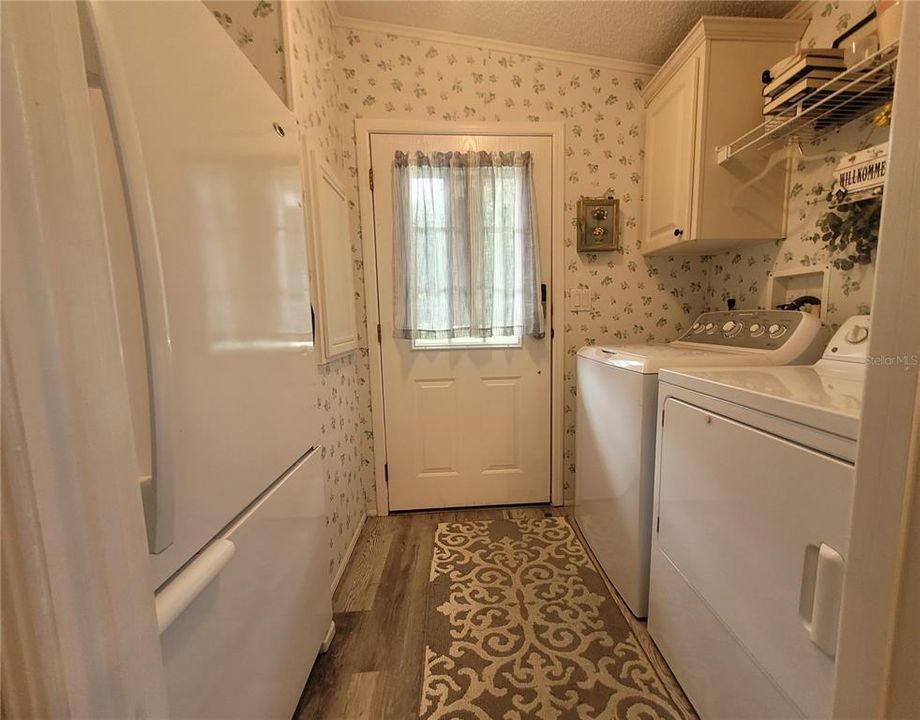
[295,506,696,720]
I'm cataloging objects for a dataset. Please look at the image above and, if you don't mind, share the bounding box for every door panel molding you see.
[480,377,521,472]
[355,119,565,515]
[415,379,460,475]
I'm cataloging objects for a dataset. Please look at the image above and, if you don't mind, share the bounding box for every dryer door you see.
[655,398,854,719]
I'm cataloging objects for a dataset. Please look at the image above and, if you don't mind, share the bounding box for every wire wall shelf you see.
[717,42,898,165]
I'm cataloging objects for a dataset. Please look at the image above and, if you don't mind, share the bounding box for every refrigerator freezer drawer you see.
[159,448,330,720]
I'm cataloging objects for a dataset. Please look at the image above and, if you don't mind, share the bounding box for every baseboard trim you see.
[330,512,367,594]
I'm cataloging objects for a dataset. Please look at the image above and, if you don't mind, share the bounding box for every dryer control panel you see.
[822,315,871,363]
[675,310,822,352]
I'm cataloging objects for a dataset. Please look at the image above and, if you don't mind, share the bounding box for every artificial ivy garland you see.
[814,195,882,271]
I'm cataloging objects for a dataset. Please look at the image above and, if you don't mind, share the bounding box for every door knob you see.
[673,228,684,237]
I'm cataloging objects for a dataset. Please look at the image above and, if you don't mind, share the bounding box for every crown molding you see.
[694,15,809,42]
[326,0,344,26]
[328,9,660,77]
[641,16,808,104]
[785,0,816,21]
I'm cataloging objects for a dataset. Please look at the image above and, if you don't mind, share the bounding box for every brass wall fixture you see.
[576,195,620,252]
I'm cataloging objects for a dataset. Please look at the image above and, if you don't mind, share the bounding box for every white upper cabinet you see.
[640,18,807,256]
[644,56,699,250]
[303,149,359,364]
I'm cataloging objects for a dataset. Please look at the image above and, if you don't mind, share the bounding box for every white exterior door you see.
[370,133,553,511]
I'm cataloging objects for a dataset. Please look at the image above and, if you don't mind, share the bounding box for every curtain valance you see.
[394,150,533,168]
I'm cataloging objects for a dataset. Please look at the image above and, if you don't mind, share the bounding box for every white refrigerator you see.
[84,2,331,718]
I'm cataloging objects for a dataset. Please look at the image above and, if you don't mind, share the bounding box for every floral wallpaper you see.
[286,1,346,168]
[210,0,885,582]
[705,0,884,329]
[204,0,287,102]
[209,0,369,582]
[286,1,372,582]
[333,27,710,503]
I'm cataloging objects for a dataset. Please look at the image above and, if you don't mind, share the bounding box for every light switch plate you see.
[571,288,592,312]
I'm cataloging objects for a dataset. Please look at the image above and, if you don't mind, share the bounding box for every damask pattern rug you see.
[419,516,684,720]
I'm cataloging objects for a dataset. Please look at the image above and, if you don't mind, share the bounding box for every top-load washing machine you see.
[648,315,870,720]
[574,309,829,617]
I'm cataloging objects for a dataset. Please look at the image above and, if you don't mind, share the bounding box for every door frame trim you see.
[355,119,566,515]
[832,7,920,715]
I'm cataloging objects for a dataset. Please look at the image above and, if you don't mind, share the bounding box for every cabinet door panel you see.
[642,57,698,254]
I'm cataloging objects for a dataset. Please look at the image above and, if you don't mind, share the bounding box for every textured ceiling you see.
[334,1,798,66]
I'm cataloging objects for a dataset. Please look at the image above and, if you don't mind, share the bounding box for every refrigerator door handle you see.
[86,3,174,554]
[155,539,236,634]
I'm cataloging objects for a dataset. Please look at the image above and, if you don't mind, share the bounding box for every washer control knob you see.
[704,322,715,333]
[692,321,702,331]
[845,324,869,344]
[722,320,743,337]
[768,323,786,338]
[750,323,763,335]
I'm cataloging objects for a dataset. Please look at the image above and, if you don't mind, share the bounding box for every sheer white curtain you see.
[392,150,544,340]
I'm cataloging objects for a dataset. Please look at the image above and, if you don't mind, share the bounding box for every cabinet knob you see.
[673,228,684,237]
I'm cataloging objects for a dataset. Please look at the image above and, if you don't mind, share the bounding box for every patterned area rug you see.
[419,516,684,720]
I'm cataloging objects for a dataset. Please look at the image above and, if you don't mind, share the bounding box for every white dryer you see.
[575,310,829,618]
[648,315,870,720]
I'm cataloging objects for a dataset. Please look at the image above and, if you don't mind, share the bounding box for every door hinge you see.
[368,167,374,192]
[384,463,388,483]
[377,323,382,342]
[550,326,555,340]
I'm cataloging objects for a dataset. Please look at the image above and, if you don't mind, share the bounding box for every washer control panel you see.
[677,310,814,351]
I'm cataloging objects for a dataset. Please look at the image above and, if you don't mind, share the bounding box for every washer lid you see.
[578,344,772,375]
[659,361,865,440]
